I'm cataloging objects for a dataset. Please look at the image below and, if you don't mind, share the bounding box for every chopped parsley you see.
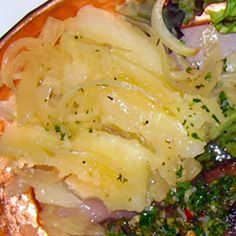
[73,101,79,108]
[176,165,183,178]
[191,132,201,140]
[212,114,221,124]
[140,206,157,227]
[54,124,61,133]
[201,104,210,113]
[219,91,235,117]
[222,58,228,72]
[54,124,66,140]
[186,67,193,73]
[204,72,212,81]
[192,98,201,103]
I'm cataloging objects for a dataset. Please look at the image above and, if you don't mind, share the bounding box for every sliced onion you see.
[39,17,64,45]
[16,168,82,208]
[58,78,160,117]
[0,95,16,121]
[1,38,42,88]
[80,198,110,223]
[168,26,222,95]
[40,204,105,236]
[151,0,199,57]
[147,170,170,202]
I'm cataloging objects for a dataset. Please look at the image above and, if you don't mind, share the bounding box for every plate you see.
[0,0,123,65]
[0,0,47,38]
[0,1,235,235]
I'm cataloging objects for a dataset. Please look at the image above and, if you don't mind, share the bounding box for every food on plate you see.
[0,0,235,235]
[106,124,236,235]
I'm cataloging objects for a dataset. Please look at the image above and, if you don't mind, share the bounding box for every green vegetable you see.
[176,165,183,178]
[177,0,195,24]
[204,72,212,81]
[197,113,236,169]
[212,114,221,124]
[191,132,201,140]
[216,121,236,157]
[192,98,201,103]
[54,123,67,141]
[186,66,193,73]
[118,0,185,38]
[118,0,236,39]
[219,91,235,117]
[117,0,155,24]
[169,0,224,26]
[140,206,157,226]
[208,0,236,33]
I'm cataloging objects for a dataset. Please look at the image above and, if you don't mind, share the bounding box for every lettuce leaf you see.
[208,0,236,33]
[172,0,224,24]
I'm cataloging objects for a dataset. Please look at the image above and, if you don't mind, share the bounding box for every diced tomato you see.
[184,208,194,221]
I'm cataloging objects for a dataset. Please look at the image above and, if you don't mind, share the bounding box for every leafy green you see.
[118,0,185,38]
[211,112,236,155]
[219,91,235,117]
[175,0,195,24]
[208,0,236,33]
[171,0,224,24]
[140,206,157,226]
[117,0,155,24]
[162,2,185,38]
[118,0,236,37]
[168,0,236,34]
[196,113,236,169]
[118,0,236,39]
[165,181,191,207]
[204,0,224,3]
[216,121,236,156]
[176,165,183,178]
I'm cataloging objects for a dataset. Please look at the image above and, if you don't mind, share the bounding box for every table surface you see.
[0,0,47,38]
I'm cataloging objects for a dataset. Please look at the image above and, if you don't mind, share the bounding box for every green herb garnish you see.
[219,91,235,117]
[204,72,212,81]
[176,165,183,178]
